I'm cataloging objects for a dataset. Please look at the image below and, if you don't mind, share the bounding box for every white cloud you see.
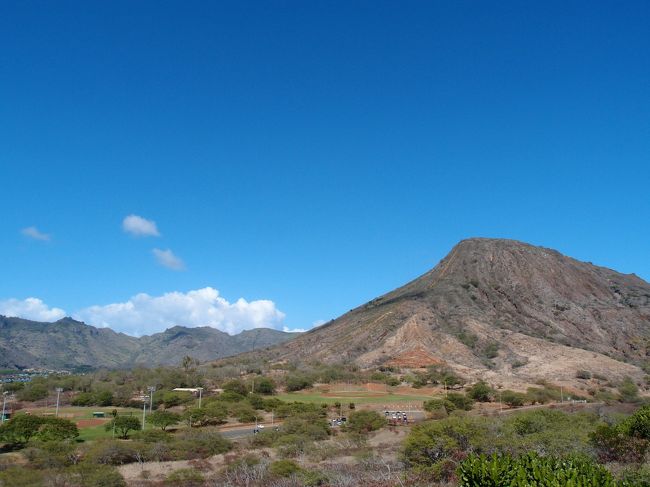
[21,226,51,241]
[153,248,185,271]
[73,287,286,336]
[0,297,66,322]
[122,214,160,237]
[283,326,307,333]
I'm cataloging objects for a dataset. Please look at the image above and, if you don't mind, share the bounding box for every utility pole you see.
[197,387,203,408]
[560,386,564,404]
[1,392,8,423]
[142,395,149,430]
[55,388,63,417]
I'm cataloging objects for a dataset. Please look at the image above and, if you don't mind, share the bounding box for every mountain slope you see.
[251,238,650,384]
[0,316,298,370]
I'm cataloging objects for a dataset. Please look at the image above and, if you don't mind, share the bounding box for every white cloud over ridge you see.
[21,226,51,241]
[153,248,185,271]
[73,287,286,336]
[122,215,160,237]
[0,297,65,321]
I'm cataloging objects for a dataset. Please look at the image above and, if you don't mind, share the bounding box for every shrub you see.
[269,459,301,477]
[483,342,499,359]
[446,392,474,411]
[525,386,558,404]
[457,331,478,349]
[346,410,386,434]
[84,439,140,465]
[285,375,313,392]
[500,390,526,407]
[64,464,127,487]
[576,370,592,380]
[159,391,185,408]
[467,381,493,402]
[218,390,245,402]
[617,464,650,486]
[282,413,330,440]
[457,452,616,486]
[385,376,400,387]
[173,429,232,458]
[621,404,650,439]
[618,376,640,403]
[252,377,276,395]
[0,467,44,487]
[229,403,257,423]
[16,383,49,402]
[503,410,599,457]
[165,468,204,486]
[0,414,78,445]
[403,415,491,477]
[424,398,455,418]
[222,379,248,396]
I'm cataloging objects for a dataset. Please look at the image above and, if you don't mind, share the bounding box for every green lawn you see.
[26,406,141,419]
[276,391,434,405]
[77,424,113,441]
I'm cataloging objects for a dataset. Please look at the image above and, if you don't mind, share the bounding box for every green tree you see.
[181,407,208,427]
[285,375,313,392]
[148,410,180,431]
[501,390,526,407]
[104,415,141,439]
[36,417,79,442]
[447,392,474,411]
[16,383,48,402]
[222,379,248,396]
[467,381,493,402]
[253,377,276,395]
[346,410,386,434]
[0,414,46,444]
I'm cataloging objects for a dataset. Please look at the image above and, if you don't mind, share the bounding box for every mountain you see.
[0,317,298,370]
[246,238,650,385]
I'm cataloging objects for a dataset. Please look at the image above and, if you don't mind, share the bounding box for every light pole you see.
[1,392,8,423]
[147,386,156,427]
[197,387,203,408]
[55,388,63,417]
[142,395,149,430]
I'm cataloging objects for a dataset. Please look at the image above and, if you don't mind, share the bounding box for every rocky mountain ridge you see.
[0,316,298,370]
[241,238,650,387]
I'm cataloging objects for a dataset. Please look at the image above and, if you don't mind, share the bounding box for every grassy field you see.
[276,390,434,405]
[77,423,112,441]
[25,406,141,419]
[20,406,144,442]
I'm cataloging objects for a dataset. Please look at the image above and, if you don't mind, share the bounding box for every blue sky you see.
[1,1,648,336]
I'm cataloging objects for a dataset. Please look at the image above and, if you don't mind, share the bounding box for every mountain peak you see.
[258,239,650,387]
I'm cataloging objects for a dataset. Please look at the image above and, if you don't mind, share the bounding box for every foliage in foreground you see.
[0,414,78,445]
[458,452,617,486]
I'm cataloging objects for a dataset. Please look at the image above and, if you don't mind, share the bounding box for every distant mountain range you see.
[239,238,650,386]
[0,316,298,370]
